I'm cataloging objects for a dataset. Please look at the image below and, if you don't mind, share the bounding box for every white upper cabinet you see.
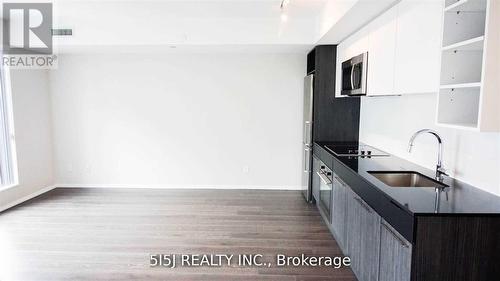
[366,5,398,96]
[336,0,444,97]
[346,26,369,60]
[394,0,443,95]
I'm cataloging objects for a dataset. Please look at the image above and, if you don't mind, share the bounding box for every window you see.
[0,64,17,187]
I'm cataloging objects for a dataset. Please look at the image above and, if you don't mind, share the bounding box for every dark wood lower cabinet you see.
[345,187,360,272]
[411,216,500,281]
[331,174,347,249]
[379,220,412,281]
[356,192,381,281]
[328,173,415,281]
[345,187,381,281]
[315,151,500,281]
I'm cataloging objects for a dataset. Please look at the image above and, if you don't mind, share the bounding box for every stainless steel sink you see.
[368,171,448,188]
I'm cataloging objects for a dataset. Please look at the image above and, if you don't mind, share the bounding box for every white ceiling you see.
[49,0,328,53]
[1,0,400,53]
[318,0,400,44]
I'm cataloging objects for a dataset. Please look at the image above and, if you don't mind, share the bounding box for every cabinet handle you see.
[334,175,346,186]
[350,65,355,90]
[382,222,409,248]
[354,197,372,213]
[303,147,311,172]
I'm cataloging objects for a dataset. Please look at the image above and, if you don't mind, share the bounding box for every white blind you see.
[0,64,14,186]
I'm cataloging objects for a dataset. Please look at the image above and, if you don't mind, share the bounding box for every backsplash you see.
[359,93,500,196]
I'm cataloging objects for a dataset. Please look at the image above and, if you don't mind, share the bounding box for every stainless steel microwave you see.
[341,52,368,96]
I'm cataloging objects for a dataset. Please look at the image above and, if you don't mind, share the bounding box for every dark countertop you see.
[315,141,500,215]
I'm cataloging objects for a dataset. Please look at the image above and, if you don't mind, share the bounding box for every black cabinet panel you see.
[412,216,500,281]
[310,45,360,143]
[307,49,315,75]
[313,143,333,170]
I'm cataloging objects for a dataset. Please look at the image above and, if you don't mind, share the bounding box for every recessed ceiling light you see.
[280,13,288,22]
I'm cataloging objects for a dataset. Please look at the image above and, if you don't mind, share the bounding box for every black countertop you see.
[315,141,500,215]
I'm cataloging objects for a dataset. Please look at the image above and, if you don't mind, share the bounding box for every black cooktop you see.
[325,143,389,157]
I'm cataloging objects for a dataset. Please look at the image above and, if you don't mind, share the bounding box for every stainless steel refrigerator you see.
[301,74,314,203]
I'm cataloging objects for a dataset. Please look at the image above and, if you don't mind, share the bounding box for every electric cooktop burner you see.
[325,144,389,158]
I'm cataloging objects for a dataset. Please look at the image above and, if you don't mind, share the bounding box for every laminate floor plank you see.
[0,188,357,281]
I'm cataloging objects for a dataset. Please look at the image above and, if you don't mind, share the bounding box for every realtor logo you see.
[3,3,53,54]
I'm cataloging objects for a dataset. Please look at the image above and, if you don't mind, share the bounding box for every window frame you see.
[0,61,19,189]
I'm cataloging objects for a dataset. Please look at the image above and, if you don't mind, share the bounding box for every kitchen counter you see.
[314,141,500,215]
[313,141,500,280]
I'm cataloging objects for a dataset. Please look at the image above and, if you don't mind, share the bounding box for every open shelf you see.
[445,0,487,12]
[439,0,500,131]
[442,4,486,46]
[442,36,484,51]
[436,121,479,130]
[437,87,480,128]
[440,47,483,85]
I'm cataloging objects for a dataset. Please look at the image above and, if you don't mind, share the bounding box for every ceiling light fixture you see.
[280,0,290,22]
[280,0,290,9]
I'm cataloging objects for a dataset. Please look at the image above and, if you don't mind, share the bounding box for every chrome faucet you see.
[408,129,448,181]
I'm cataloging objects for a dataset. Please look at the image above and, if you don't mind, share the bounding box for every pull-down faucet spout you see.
[408,129,447,181]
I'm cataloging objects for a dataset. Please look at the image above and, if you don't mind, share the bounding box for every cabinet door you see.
[366,5,398,96]
[346,188,381,281]
[312,156,321,202]
[379,220,412,281]
[345,188,361,273]
[331,174,347,251]
[357,194,381,281]
[394,0,443,94]
[348,26,369,59]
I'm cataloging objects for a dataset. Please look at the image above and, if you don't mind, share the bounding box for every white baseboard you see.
[0,185,56,213]
[54,183,302,191]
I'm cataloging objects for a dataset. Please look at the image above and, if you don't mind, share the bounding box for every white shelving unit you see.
[437,0,499,131]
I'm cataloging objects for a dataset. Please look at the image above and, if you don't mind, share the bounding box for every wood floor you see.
[0,188,357,281]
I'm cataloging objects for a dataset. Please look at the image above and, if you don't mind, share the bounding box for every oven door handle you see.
[317,171,332,185]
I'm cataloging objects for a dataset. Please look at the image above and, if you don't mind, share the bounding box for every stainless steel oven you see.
[341,52,368,96]
[316,162,332,220]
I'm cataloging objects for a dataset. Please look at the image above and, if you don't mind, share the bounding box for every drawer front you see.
[313,143,333,169]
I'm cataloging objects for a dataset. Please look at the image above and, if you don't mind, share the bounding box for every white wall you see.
[50,53,304,189]
[0,70,54,210]
[360,94,500,196]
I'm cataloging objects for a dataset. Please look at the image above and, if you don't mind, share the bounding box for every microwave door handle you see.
[350,65,355,90]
